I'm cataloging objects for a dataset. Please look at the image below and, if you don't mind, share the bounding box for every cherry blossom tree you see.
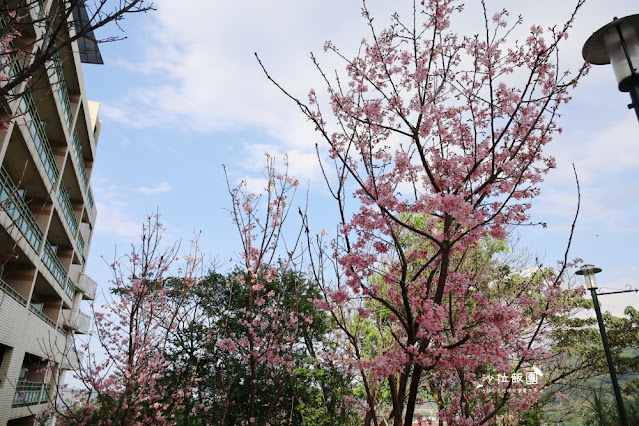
[145,156,356,425]
[161,267,356,425]
[259,0,587,424]
[54,213,201,425]
[52,158,357,425]
[221,154,304,422]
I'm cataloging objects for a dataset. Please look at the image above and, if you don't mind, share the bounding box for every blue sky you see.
[80,0,638,315]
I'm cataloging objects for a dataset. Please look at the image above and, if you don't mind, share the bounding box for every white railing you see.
[63,309,91,334]
[76,273,97,300]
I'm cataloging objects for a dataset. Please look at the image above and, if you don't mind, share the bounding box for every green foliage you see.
[583,390,639,426]
[161,268,357,425]
[531,300,639,424]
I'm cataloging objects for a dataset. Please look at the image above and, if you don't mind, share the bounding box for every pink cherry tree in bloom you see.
[55,213,203,425]
[218,154,317,423]
[260,0,587,424]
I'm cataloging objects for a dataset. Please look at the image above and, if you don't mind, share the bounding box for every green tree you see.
[161,268,357,425]
[534,305,639,424]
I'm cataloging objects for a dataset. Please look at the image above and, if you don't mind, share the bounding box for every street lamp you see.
[583,14,639,122]
[575,264,628,426]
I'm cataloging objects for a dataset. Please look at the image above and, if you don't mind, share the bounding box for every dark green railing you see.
[77,232,85,256]
[20,92,60,188]
[71,130,88,192]
[86,187,94,215]
[0,167,44,252]
[42,241,67,289]
[0,277,27,306]
[57,182,78,237]
[30,0,44,18]
[49,53,74,133]
[29,303,57,329]
[65,277,75,300]
[50,52,73,134]
[0,17,22,96]
[0,56,21,96]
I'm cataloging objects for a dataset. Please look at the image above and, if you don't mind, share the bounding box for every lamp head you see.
[576,264,602,290]
[583,14,639,92]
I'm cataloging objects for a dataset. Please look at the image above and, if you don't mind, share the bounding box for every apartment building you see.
[0,2,101,424]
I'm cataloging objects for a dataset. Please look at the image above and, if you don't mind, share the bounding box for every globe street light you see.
[583,14,639,122]
[575,264,628,426]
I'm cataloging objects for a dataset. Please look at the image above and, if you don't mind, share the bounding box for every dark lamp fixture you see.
[583,14,639,121]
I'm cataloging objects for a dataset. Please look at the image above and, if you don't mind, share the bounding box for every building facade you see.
[0,1,101,424]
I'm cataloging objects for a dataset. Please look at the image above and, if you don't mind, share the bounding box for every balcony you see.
[77,232,85,257]
[65,277,76,300]
[63,309,91,334]
[49,52,74,133]
[61,347,84,371]
[0,277,27,307]
[71,130,88,192]
[86,186,94,216]
[76,273,97,300]
[28,302,58,330]
[0,167,44,253]
[57,182,79,238]
[41,241,67,289]
[19,92,60,189]
[12,381,50,407]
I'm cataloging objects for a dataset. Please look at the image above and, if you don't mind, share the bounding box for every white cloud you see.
[584,274,639,317]
[548,118,639,184]
[98,0,636,179]
[92,181,142,240]
[96,0,410,188]
[106,0,633,130]
[89,0,639,279]
[241,177,269,195]
[136,182,173,195]
[240,143,321,183]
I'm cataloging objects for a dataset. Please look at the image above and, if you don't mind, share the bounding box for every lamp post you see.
[583,14,639,122]
[575,264,628,426]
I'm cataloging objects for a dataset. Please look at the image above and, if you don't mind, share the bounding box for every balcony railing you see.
[49,53,74,133]
[12,381,50,407]
[86,187,94,215]
[28,303,66,336]
[0,167,44,252]
[61,348,84,371]
[77,273,97,300]
[63,309,91,334]
[0,55,21,96]
[42,241,67,289]
[71,130,88,192]
[20,93,60,188]
[77,232,85,256]
[0,17,21,96]
[29,303,57,329]
[65,277,76,300]
[28,0,44,19]
[57,183,78,237]
[0,277,27,306]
